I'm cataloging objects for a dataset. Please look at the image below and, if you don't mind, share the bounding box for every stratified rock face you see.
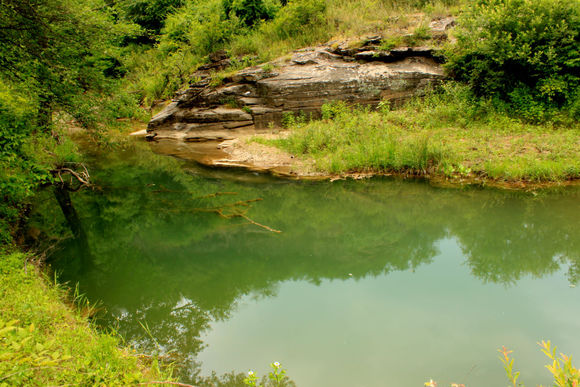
[148,44,446,141]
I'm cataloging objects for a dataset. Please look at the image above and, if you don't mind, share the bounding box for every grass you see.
[0,249,170,386]
[263,84,580,183]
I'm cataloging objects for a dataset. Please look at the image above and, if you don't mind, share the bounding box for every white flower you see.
[273,362,280,367]
[248,371,254,376]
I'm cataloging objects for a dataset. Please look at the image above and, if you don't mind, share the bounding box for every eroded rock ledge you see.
[147,31,452,142]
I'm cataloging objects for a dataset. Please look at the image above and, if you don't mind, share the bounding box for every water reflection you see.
[30,141,580,385]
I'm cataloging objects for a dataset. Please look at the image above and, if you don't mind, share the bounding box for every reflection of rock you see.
[148,39,446,141]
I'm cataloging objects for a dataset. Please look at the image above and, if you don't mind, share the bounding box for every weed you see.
[379,37,402,50]
[262,63,275,73]
[209,73,226,88]
[412,24,432,41]
[221,97,241,108]
[539,340,580,387]
[281,111,307,128]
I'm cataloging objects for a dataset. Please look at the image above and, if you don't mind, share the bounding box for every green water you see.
[34,141,580,386]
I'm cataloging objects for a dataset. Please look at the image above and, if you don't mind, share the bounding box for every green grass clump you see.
[0,251,168,386]
[268,84,580,182]
[275,102,451,174]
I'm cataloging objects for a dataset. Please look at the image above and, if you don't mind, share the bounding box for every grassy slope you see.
[0,250,168,386]
[261,85,580,184]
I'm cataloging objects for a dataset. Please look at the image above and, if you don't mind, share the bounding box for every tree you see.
[0,0,137,243]
[118,0,184,44]
[223,0,277,27]
[0,0,136,130]
[445,0,580,121]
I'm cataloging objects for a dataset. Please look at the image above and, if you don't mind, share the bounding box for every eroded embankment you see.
[142,131,580,191]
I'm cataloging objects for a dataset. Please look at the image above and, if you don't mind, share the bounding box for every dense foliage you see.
[446,0,580,121]
[0,0,141,129]
[128,0,327,105]
[223,0,279,27]
[119,0,184,43]
[0,0,141,243]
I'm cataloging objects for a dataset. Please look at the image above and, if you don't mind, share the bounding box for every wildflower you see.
[273,362,280,367]
[248,371,254,376]
[425,380,437,387]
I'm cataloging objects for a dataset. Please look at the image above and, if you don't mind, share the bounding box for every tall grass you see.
[276,102,452,174]
[267,84,580,182]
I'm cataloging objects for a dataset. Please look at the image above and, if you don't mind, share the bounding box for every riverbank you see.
[146,84,579,190]
[237,85,580,188]
[0,249,170,385]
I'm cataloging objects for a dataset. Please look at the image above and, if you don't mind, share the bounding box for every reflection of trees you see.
[108,296,210,381]
[30,142,580,383]
[449,191,580,285]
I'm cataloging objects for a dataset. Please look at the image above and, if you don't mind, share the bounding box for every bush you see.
[445,0,580,120]
[122,0,184,38]
[160,0,240,56]
[266,0,326,40]
[0,87,87,244]
[223,0,279,27]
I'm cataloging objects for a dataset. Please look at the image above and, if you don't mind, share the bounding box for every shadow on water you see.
[29,140,580,385]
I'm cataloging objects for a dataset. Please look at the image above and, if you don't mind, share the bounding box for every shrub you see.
[223,0,279,27]
[160,0,240,56]
[445,0,580,120]
[263,0,327,40]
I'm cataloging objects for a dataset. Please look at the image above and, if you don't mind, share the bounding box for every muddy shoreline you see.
[142,132,579,191]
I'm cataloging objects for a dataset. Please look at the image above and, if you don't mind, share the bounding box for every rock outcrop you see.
[148,37,448,141]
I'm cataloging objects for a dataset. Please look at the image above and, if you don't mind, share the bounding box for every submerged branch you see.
[240,214,282,233]
[160,197,280,232]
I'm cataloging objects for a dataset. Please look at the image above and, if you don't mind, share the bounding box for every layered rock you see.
[148,38,447,141]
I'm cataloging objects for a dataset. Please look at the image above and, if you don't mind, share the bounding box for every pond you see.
[32,140,580,387]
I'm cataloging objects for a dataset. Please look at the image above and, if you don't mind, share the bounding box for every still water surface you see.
[36,142,580,386]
